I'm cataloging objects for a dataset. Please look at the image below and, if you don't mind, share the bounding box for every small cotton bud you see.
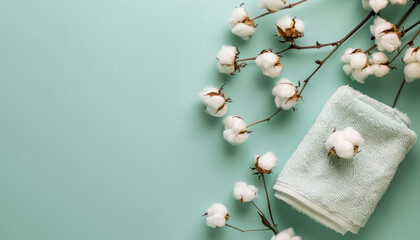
[272,78,299,110]
[371,52,389,64]
[199,86,230,117]
[260,0,286,12]
[349,51,369,69]
[402,47,419,64]
[223,116,249,145]
[370,17,402,53]
[271,227,301,240]
[216,45,239,74]
[233,181,258,202]
[404,62,420,83]
[276,15,304,42]
[205,203,229,228]
[341,48,356,63]
[228,7,256,40]
[255,152,277,174]
[351,66,373,83]
[255,49,283,78]
[389,0,407,5]
[366,0,389,13]
[325,127,364,159]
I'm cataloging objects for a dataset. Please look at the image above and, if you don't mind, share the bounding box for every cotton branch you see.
[252,0,308,20]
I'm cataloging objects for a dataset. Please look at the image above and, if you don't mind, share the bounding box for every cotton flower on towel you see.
[362,0,407,13]
[233,182,258,202]
[260,0,286,12]
[254,152,277,174]
[228,7,256,40]
[216,45,240,74]
[271,227,301,240]
[255,49,283,78]
[341,48,390,83]
[325,127,364,159]
[199,86,231,117]
[276,15,304,42]
[204,203,229,228]
[272,78,300,110]
[402,46,420,83]
[223,116,249,145]
[370,16,402,52]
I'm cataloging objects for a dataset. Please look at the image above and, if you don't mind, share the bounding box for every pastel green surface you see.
[0,0,419,239]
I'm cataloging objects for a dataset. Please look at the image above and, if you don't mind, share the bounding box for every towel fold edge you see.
[273,182,360,235]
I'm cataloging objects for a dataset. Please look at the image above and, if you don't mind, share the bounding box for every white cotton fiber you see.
[272,78,298,110]
[255,51,283,78]
[224,116,246,132]
[223,116,249,145]
[342,127,364,146]
[402,47,418,64]
[231,23,256,40]
[294,18,305,33]
[271,227,301,240]
[389,0,407,5]
[334,140,355,159]
[325,131,345,151]
[217,45,238,65]
[372,64,390,77]
[377,33,401,52]
[233,181,257,202]
[206,214,226,228]
[325,127,364,159]
[255,152,277,173]
[228,7,248,29]
[260,0,286,12]
[368,0,389,13]
[404,62,420,83]
[349,52,368,69]
[206,203,228,216]
[341,48,355,63]
[371,51,389,64]
[199,87,228,117]
[351,66,373,83]
[342,64,353,75]
[276,15,293,31]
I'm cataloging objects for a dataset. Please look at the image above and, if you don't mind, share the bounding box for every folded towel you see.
[273,86,417,235]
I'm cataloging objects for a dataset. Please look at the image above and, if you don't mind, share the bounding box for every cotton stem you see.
[252,0,308,20]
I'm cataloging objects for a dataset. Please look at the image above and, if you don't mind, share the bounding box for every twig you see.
[252,0,308,20]
[251,201,265,215]
[246,109,282,128]
[261,174,276,230]
[392,79,406,108]
[225,224,270,233]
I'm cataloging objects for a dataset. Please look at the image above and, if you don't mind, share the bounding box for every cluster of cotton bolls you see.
[256,49,284,78]
[276,15,305,42]
[228,7,256,40]
[260,0,287,12]
[341,48,391,83]
[325,127,364,159]
[254,152,278,174]
[362,0,407,13]
[216,45,240,75]
[370,17,402,52]
[272,78,300,110]
[403,47,420,83]
[272,228,302,240]
[233,182,258,202]
[223,116,249,145]
[204,203,229,228]
[199,86,231,117]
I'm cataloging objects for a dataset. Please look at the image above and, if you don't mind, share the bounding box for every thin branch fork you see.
[390,29,420,64]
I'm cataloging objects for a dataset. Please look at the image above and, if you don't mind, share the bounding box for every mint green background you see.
[0,0,419,239]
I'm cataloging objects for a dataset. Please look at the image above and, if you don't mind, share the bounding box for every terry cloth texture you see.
[274,85,417,234]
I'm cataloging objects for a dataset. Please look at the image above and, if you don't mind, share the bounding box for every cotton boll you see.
[325,131,345,151]
[369,0,389,13]
[389,0,407,5]
[343,64,353,75]
[260,0,286,12]
[370,17,389,35]
[372,64,390,77]
[217,45,238,65]
[224,116,246,132]
[217,63,236,74]
[207,105,228,117]
[231,23,256,40]
[349,52,368,69]
[272,78,296,98]
[206,203,228,216]
[371,52,389,64]
[199,87,229,117]
[341,48,355,63]
[255,152,277,173]
[233,182,257,202]
[206,214,227,228]
[404,62,420,83]
[228,7,256,39]
[402,47,418,64]
[293,18,305,33]
[351,67,373,83]
[271,228,300,240]
[228,7,249,29]
[377,33,401,52]
[276,15,304,41]
[255,50,283,78]
[280,98,298,110]
[199,87,220,104]
[334,140,355,159]
[342,127,364,147]
[276,15,293,32]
